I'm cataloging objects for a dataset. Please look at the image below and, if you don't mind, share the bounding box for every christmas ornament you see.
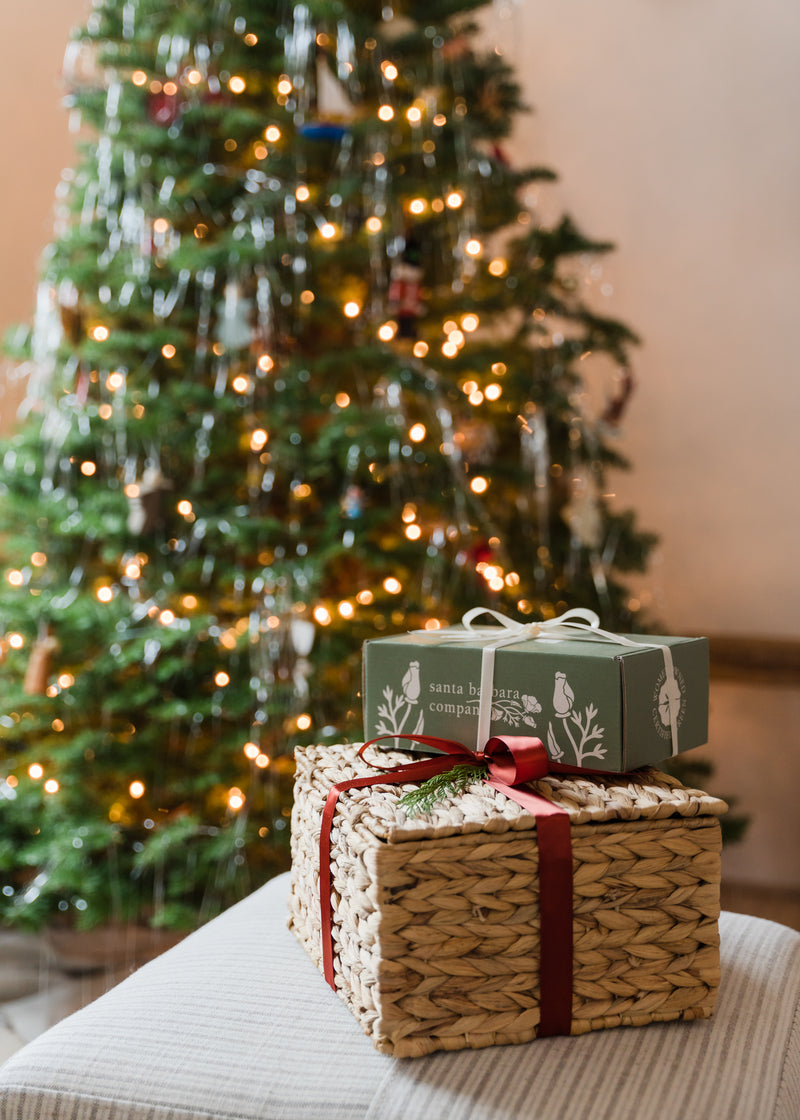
[126,467,172,535]
[388,236,425,340]
[23,626,59,696]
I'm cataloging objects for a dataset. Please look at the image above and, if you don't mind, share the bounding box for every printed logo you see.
[651,666,687,739]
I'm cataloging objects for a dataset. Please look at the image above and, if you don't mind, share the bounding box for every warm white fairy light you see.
[433,112,447,126]
[250,429,268,451]
[297,714,312,731]
[505,572,521,587]
[186,69,202,85]
[153,217,170,234]
[232,375,251,393]
[96,585,114,603]
[334,392,350,408]
[292,482,312,499]
[383,577,402,594]
[462,314,479,332]
[366,216,382,233]
[488,258,507,276]
[401,503,416,523]
[124,561,141,579]
[378,104,394,121]
[257,353,274,372]
[313,605,332,625]
[255,753,270,769]
[338,600,355,619]
[465,238,482,257]
[445,191,464,209]
[448,329,465,347]
[277,76,293,95]
[405,524,422,540]
[343,301,360,318]
[131,70,147,86]
[295,184,310,202]
[106,371,125,390]
[409,423,426,442]
[215,671,230,688]
[91,325,109,341]
[413,341,428,357]
[381,61,398,80]
[409,198,426,214]
[243,742,259,760]
[244,32,258,45]
[442,340,458,358]
[44,779,59,795]
[300,290,315,304]
[469,389,484,405]
[28,763,44,780]
[181,595,198,610]
[161,343,176,359]
[470,476,489,494]
[129,780,145,799]
[7,633,24,650]
[264,125,281,142]
[163,81,178,96]
[80,461,97,477]
[406,105,422,124]
[7,570,23,587]
[485,383,502,400]
[492,362,507,375]
[357,589,374,605]
[228,75,246,93]
[461,379,478,395]
[159,609,175,626]
[228,788,245,811]
[378,322,396,341]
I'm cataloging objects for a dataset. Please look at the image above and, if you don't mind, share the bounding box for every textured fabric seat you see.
[0,872,798,1120]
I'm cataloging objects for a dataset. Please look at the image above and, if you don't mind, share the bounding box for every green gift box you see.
[362,610,709,772]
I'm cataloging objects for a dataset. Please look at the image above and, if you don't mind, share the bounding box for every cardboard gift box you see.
[362,612,709,772]
[288,741,725,1058]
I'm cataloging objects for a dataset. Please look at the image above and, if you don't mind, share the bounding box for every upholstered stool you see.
[0,872,798,1120]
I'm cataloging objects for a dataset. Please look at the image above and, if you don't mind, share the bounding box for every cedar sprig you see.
[398,763,487,818]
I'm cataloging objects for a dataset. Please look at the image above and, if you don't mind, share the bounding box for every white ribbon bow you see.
[414,607,679,756]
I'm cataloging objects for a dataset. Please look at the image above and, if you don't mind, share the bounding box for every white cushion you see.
[0,873,797,1120]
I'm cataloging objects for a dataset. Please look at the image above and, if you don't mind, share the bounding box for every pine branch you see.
[398,763,486,818]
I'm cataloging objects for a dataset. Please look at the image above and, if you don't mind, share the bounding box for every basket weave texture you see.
[289,742,726,1058]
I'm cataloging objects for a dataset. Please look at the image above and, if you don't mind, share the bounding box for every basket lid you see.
[296,742,727,845]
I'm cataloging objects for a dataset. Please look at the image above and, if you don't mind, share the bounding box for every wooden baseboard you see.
[708,635,800,686]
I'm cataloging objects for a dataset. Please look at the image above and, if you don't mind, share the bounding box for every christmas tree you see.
[0,0,654,931]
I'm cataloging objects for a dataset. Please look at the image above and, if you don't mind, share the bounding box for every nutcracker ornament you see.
[388,236,425,340]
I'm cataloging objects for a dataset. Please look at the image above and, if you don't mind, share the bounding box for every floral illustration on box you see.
[546,671,606,764]
[375,659,426,737]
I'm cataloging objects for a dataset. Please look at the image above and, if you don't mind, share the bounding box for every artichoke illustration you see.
[553,672,574,717]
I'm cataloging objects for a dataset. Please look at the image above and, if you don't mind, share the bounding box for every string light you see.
[409,423,426,442]
[356,589,374,605]
[186,69,202,85]
[182,594,198,609]
[413,341,428,357]
[406,106,422,123]
[366,216,382,233]
[462,314,479,332]
[313,605,332,625]
[250,429,268,451]
[28,764,44,780]
[378,322,396,341]
[300,290,315,304]
[383,577,402,594]
[334,392,350,408]
[7,570,23,587]
[96,585,114,603]
[409,198,426,214]
[129,781,145,799]
[378,105,394,121]
[470,476,489,494]
[44,779,59,795]
[445,191,463,209]
[131,70,147,86]
[91,325,109,341]
[159,609,175,625]
[80,461,97,476]
[228,788,245,811]
[405,524,422,540]
[277,77,293,95]
[161,343,176,359]
[296,714,312,731]
[215,671,230,687]
[243,742,259,760]
[295,184,310,201]
[320,222,336,240]
[337,600,355,619]
[465,238,482,257]
[232,375,251,393]
[264,125,281,142]
[488,258,507,276]
[381,62,398,80]
[485,383,502,400]
[343,301,360,318]
[255,753,270,768]
[257,353,274,372]
[177,499,193,516]
[7,634,24,650]
[228,76,246,93]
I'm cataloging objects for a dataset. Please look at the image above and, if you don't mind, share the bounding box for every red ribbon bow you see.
[319,733,575,1038]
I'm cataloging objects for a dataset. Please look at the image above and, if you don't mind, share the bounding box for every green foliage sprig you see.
[398,763,486,818]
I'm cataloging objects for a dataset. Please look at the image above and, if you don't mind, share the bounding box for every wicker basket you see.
[289,742,726,1058]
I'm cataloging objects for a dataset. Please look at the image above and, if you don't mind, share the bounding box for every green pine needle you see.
[398,763,487,818]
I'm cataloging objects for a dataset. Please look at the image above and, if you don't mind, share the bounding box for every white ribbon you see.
[413,607,679,756]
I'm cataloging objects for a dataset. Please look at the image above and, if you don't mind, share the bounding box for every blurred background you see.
[0,0,797,907]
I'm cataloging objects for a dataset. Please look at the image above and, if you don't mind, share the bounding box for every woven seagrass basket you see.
[289,742,726,1058]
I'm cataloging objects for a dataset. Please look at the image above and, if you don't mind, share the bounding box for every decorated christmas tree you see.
[0,0,655,930]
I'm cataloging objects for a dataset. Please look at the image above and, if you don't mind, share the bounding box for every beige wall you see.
[1,1,797,888]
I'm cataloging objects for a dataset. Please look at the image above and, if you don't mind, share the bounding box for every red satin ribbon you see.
[318,733,576,1038]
